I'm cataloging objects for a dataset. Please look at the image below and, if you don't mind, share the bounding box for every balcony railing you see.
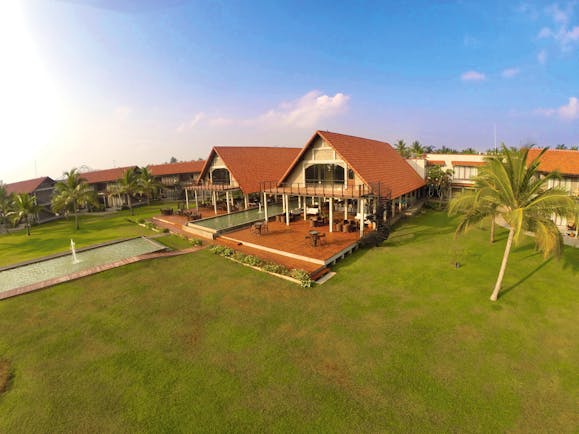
[260,181,391,199]
[184,180,239,191]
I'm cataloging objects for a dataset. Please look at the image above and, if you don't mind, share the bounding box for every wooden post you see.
[263,192,268,222]
[285,194,290,226]
[360,198,365,238]
[329,197,334,233]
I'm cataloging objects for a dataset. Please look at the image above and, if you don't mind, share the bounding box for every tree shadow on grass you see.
[501,257,553,297]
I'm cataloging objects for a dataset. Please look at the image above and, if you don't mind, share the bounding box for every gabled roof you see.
[451,160,486,167]
[147,160,205,176]
[280,131,426,198]
[4,177,54,195]
[527,148,579,176]
[199,147,301,194]
[81,166,138,184]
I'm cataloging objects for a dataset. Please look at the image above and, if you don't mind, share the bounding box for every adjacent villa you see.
[4,176,56,222]
[187,146,301,213]
[148,160,205,201]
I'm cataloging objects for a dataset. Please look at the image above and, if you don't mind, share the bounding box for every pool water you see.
[0,237,166,293]
[192,201,297,231]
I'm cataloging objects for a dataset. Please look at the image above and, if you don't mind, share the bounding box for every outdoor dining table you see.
[309,230,320,247]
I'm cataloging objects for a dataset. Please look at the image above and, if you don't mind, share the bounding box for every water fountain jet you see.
[70,239,81,264]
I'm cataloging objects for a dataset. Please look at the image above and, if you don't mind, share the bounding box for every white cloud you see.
[535,97,579,120]
[558,96,579,119]
[114,105,132,121]
[460,70,486,81]
[176,90,350,132]
[502,67,520,78]
[536,3,579,51]
[537,49,548,64]
[258,90,349,128]
[546,3,570,24]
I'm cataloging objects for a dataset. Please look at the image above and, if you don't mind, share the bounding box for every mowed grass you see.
[0,203,179,266]
[0,211,577,432]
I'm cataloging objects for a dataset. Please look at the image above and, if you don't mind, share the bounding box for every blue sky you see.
[0,0,578,183]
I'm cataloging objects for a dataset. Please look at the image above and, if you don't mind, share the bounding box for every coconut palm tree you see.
[0,184,14,233]
[410,140,425,157]
[117,167,139,215]
[394,139,410,158]
[137,167,160,205]
[449,146,576,301]
[51,168,97,230]
[12,193,40,236]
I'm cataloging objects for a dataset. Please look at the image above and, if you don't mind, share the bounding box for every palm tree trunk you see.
[128,195,133,216]
[74,212,79,230]
[26,216,30,236]
[490,216,495,243]
[490,228,515,301]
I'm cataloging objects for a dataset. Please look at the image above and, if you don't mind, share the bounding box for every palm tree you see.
[0,184,14,234]
[12,193,40,236]
[410,140,425,157]
[51,168,97,230]
[426,165,453,200]
[461,147,478,154]
[449,146,576,301]
[394,140,410,158]
[117,168,139,215]
[138,167,160,205]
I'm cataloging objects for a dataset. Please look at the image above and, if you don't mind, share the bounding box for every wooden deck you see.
[219,219,363,267]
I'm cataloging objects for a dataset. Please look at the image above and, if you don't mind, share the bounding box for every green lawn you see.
[0,211,577,432]
[0,203,179,266]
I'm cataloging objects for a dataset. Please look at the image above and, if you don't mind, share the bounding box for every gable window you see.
[211,168,230,185]
[305,164,345,185]
[453,166,478,180]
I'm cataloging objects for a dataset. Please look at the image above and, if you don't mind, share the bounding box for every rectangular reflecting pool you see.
[0,237,166,294]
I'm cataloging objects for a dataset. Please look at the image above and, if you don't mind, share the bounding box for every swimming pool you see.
[0,237,166,294]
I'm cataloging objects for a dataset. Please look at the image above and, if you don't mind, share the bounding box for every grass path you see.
[0,211,577,432]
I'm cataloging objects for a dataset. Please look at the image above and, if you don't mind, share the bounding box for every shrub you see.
[243,255,263,267]
[210,245,226,255]
[161,228,170,233]
[137,218,145,224]
[190,239,203,246]
[232,251,247,262]
[290,269,313,288]
[263,263,290,275]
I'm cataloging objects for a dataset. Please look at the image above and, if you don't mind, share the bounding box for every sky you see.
[0,0,578,184]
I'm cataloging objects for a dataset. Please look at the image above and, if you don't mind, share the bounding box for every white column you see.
[213,191,217,215]
[194,190,199,211]
[226,191,231,214]
[329,197,334,233]
[285,195,290,226]
[359,198,365,238]
[244,194,249,209]
[344,198,348,220]
[303,196,307,220]
[263,192,269,222]
[298,196,301,208]
[185,189,189,209]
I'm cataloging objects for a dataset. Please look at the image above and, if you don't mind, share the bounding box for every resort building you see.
[82,166,138,209]
[187,146,301,214]
[148,160,205,201]
[261,131,426,237]
[527,148,579,230]
[4,176,56,222]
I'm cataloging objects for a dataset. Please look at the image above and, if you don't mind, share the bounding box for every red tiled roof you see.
[147,160,205,176]
[427,160,446,166]
[4,177,54,195]
[527,148,579,176]
[199,147,301,194]
[281,131,426,198]
[81,166,138,184]
[451,160,486,167]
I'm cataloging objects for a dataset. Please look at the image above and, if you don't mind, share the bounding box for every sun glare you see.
[0,1,63,172]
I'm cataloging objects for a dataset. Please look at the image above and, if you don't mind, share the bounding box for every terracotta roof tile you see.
[4,177,54,195]
[200,147,301,194]
[451,160,486,167]
[81,166,138,184]
[148,160,205,176]
[281,131,425,198]
[527,148,579,176]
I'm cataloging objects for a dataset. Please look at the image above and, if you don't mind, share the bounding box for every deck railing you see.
[260,181,392,199]
[184,180,239,191]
